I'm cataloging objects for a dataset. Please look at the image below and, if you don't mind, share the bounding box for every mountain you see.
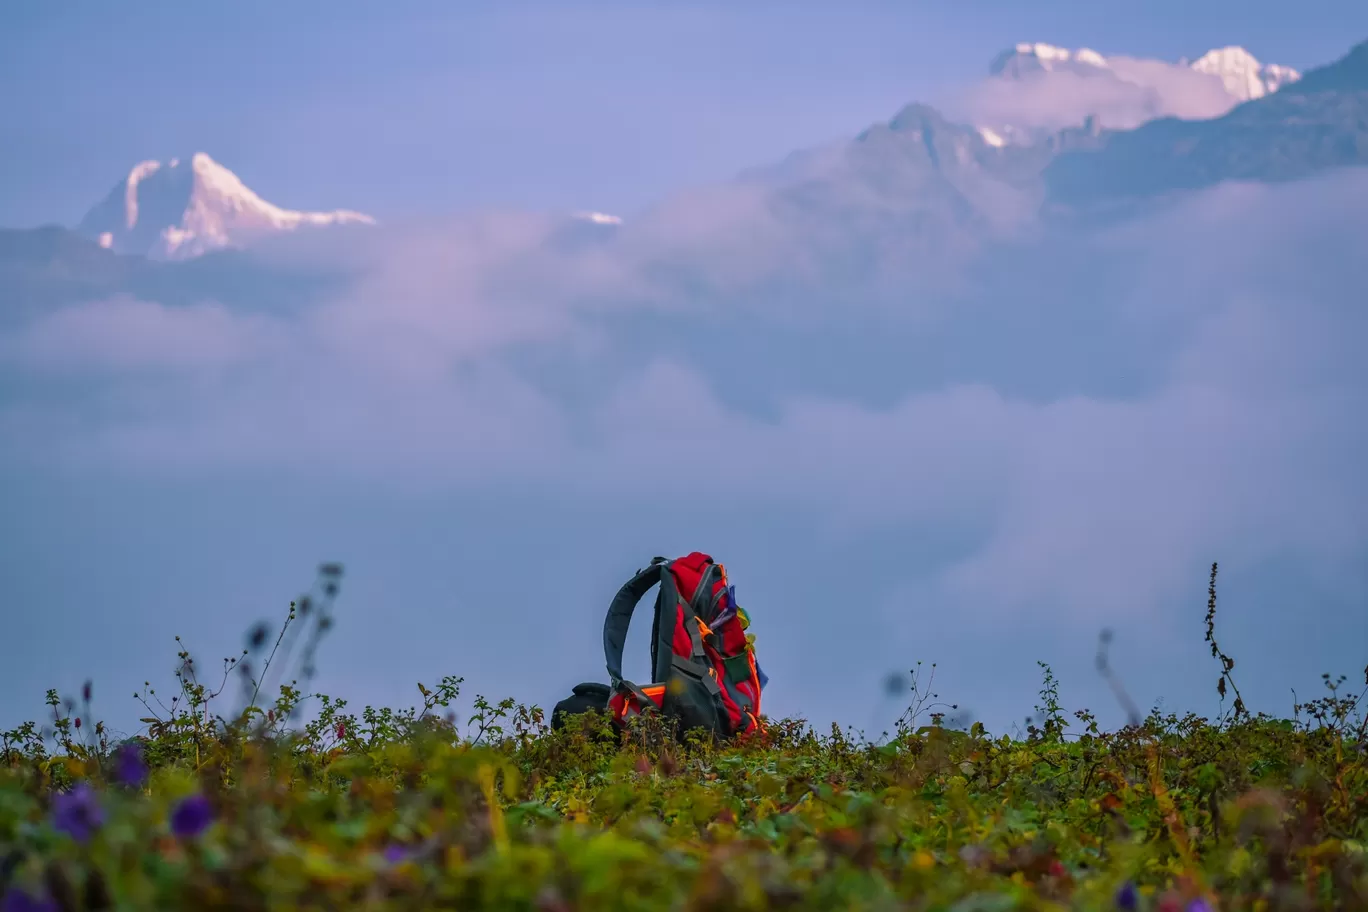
[716,37,1366,280]
[767,103,1023,262]
[1042,38,1368,208]
[9,38,1366,312]
[961,42,1302,143]
[0,226,149,318]
[992,41,1300,101]
[76,153,375,261]
[0,226,352,323]
[1279,37,1368,94]
[988,43,1115,80]
[630,102,1068,301]
[1187,46,1300,101]
[544,211,625,253]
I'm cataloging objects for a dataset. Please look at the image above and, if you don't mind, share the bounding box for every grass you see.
[2,563,1365,910]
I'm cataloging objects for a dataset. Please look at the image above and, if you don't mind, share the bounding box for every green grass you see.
[2,564,1365,910]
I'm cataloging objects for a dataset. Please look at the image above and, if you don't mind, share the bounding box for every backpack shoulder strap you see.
[603,557,677,689]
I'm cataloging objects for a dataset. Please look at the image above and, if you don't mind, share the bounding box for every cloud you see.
[0,294,285,373]
[936,58,1239,133]
[1,157,1365,651]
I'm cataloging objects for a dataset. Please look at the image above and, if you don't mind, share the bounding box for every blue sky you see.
[3,0,1366,227]
[2,2,1366,740]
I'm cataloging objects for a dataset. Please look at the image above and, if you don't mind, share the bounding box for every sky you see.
[1,1,1366,740]
[3,0,1367,226]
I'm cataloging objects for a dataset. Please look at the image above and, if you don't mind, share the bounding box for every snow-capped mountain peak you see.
[989,42,1110,78]
[1187,46,1301,100]
[989,42,1300,103]
[967,41,1304,144]
[572,211,623,225]
[78,152,375,260]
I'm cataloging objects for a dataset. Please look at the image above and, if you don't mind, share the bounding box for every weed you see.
[1,563,1364,909]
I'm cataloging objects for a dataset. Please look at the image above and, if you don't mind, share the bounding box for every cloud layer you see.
[936,56,1243,133]
[2,156,1366,733]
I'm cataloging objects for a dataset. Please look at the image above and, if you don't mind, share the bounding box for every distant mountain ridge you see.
[5,37,1365,309]
[1042,38,1368,208]
[76,152,375,261]
[1187,46,1300,100]
[0,225,350,324]
[784,36,1366,231]
[990,42,1300,102]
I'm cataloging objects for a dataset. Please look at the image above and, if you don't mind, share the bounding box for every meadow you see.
[2,563,1364,911]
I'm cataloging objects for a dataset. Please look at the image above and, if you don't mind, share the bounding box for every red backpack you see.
[602,553,765,739]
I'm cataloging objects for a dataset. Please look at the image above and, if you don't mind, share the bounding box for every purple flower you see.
[1,886,59,912]
[1187,900,1213,912]
[1114,881,1139,910]
[113,742,148,788]
[170,793,214,839]
[382,843,410,865]
[50,783,103,844]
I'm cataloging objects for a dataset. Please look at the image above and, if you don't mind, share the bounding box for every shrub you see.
[1,562,1364,909]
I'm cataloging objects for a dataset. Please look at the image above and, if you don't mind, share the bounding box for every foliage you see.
[2,563,1365,910]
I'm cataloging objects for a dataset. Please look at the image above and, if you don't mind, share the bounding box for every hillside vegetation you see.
[2,565,1365,910]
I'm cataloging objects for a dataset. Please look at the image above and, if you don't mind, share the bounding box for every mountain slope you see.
[1188,46,1300,100]
[992,41,1300,101]
[959,42,1302,142]
[1042,39,1368,208]
[11,38,1367,311]
[0,226,352,322]
[76,153,375,260]
[1279,37,1368,94]
[721,38,1364,274]
[0,226,149,318]
[624,102,1062,303]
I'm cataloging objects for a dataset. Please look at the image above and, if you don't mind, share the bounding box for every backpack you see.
[553,552,766,739]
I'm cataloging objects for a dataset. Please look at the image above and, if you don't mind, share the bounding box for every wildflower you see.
[957,844,991,868]
[536,885,570,912]
[113,741,148,788]
[1114,881,1139,911]
[336,721,346,740]
[170,793,214,839]
[0,886,59,912]
[1187,900,1213,912]
[382,844,409,865]
[50,783,103,844]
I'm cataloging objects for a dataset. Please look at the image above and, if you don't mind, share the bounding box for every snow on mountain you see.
[1043,38,1368,209]
[948,42,1302,144]
[976,126,1008,148]
[572,211,623,225]
[1187,46,1301,100]
[991,42,1300,100]
[77,153,375,260]
[989,43,1112,79]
